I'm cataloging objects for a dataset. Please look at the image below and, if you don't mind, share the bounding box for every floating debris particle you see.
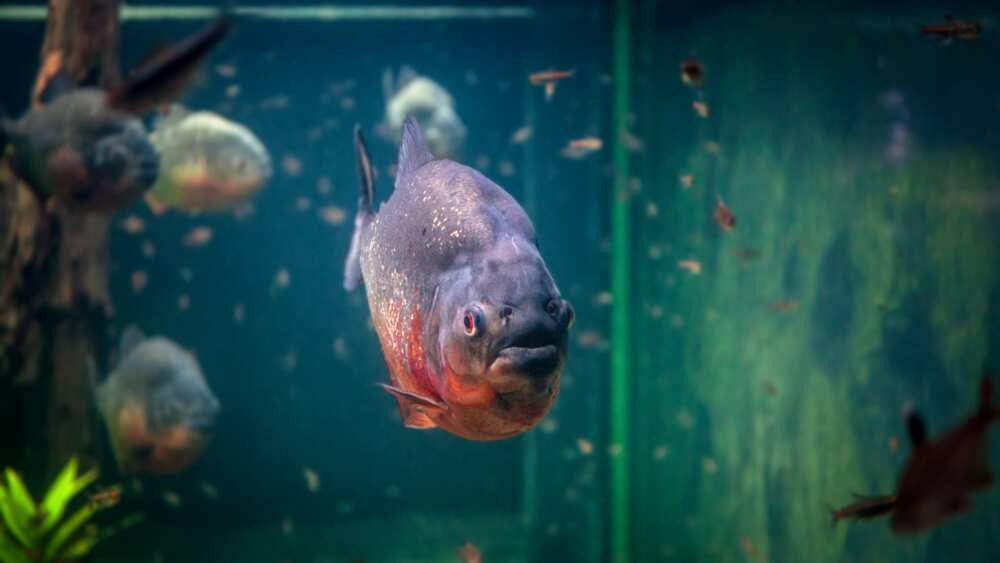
[120,215,145,235]
[770,299,800,313]
[680,58,704,88]
[457,541,483,563]
[577,438,594,455]
[577,330,608,350]
[183,226,214,247]
[294,196,312,212]
[260,95,289,110]
[333,336,351,362]
[130,271,149,293]
[141,240,156,258]
[763,381,778,396]
[679,174,694,189]
[676,408,694,429]
[541,419,559,434]
[889,436,899,451]
[215,64,237,78]
[162,491,182,507]
[511,125,533,144]
[177,294,191,310]
[702,457,718,474]
[282,155,302,176]
[303,467,320,493]
[620,129,644,152]
[319,205,347,226]
[645,202,658,217]
[233,303,246,325]
[272,267,291,294]
[225,84,240,99]
[608,443,623,457]
[281,515,294,536]
[593,291,613,306]
[498,160,515,177]
[232,202,255,221]
[652,445,670,461]
[199,481,219,499]
[279,350,298,373]
[316,176,333,195]
[692,100,710,118]
[677,259,702,275]
[705,141,721,154]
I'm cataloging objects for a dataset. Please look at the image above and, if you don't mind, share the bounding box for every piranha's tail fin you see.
[344,124,375,292]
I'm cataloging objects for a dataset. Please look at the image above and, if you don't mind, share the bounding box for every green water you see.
[1,1,998,562]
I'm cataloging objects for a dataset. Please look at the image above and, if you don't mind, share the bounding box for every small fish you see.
[457,541,483,563]
[679,174,694,189]
[529,69,574,85]
[303,467,321,493]
[530,69,574,101]
[88,485,122,509]
[379,67,466,159]
[692,101,710,118]
[831,494,898,523]
[680,59,704,88]
[183,226,214,247]
[714,196,735,232]
[921,16,982,41]
[677,259,702,275]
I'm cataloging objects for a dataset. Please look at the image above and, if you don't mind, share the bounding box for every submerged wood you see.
[1,0,121,477]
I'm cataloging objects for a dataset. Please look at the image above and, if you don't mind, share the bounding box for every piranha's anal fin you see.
[344,125,376,291]
[396,116,434,182]
[378,383,445,430]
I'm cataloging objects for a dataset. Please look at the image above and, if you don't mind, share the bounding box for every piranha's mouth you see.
[493,344,562,378]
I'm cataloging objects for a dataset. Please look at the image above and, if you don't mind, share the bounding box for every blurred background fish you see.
[93,326,220,475]
[377,66,466,159]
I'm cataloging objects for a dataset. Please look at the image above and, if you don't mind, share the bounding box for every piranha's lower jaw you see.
[493,344,562,379]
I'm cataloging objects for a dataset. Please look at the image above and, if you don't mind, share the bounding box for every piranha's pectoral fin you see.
[108,13,231,115]
[378,383,446,430]
[906,409,928,448]
[344,125,376,291]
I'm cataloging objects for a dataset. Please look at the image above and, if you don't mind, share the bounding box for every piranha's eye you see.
[463,310,480,337]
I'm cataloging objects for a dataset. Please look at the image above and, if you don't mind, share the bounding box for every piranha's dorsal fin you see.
[344,124,375,291]
[117,324,146,365]
[378,383,445,430]
[396,116,434,183]
[108,13,231,115]
[906,410,928,448]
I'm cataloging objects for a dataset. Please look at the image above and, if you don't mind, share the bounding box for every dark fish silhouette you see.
[344,118,573,440]
[828,375,999,534]
[891,376,999,534]
[921,16,982,42]
[0,15,230,212]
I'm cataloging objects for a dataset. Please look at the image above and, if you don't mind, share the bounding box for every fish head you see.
[432,237,574,439]
[11,90,159,211]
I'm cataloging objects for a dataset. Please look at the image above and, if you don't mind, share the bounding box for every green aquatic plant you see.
[0,458,119,563]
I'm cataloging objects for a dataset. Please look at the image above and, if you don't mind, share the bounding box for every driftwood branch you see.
[1,0,121,477]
